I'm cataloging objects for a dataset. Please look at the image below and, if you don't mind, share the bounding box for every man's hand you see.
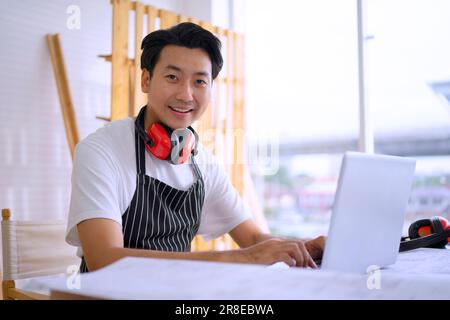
[304,236,326,260]
[228,220,326,268]
[239,238,318,268]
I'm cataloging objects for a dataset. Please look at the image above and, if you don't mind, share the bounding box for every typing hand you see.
[304,236,326,260]
[242,238,317,268]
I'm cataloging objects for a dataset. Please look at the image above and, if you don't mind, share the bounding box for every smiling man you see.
[66,22,324,273]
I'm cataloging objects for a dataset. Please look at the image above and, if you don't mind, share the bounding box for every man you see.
[66,22,325,272]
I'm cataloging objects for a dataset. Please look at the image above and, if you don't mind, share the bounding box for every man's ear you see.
[141,69,150,93]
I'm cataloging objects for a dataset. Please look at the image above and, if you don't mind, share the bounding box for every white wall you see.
[182,0,212,23]
[1,0,111,222]
[210,0,246,32]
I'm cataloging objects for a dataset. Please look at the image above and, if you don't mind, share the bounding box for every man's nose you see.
[175,81,194,102]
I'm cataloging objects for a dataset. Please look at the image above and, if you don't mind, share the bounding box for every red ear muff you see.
[409,217,449,240]
[400,216,450,252]
[408,218,436,239]
[145,122,172,161]
[437,217,450,243]
[169,128,197,165]
[135,106,198,165]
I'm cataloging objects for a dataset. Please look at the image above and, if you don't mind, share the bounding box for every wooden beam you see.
[46,34,79,159]
[111,0,130,120]
[224,30,234,177]
[2,280,15,300]
[132,1,147,117]
[98,54,112,62]
[232,33,245,196]
[159,9,179,29]
[178,15,190,23]
[146,5,157,34]
[8,288,50,300]
[188,17,200,25]
[2,208,11,220]
[199,21,215,34]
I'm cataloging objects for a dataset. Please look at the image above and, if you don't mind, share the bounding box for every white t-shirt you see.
[66,117,251,256]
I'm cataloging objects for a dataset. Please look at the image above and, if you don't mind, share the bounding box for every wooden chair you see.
[1,209,80,300]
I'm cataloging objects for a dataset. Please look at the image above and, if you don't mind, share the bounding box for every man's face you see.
[142,45,213,129]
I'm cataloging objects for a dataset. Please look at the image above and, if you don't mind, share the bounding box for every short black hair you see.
[141,22,223,80]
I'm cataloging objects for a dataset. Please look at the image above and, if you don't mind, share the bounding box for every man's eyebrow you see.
[165,64,210,78]
[165,64,182,73]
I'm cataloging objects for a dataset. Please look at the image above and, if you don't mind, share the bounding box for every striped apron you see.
[79,110,205,272]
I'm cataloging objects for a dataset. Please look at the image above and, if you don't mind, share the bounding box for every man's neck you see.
[144,105,158,130]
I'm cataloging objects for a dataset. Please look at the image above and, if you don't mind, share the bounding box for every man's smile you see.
[168,105,194,114]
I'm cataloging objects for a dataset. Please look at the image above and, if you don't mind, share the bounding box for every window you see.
[245,0,450,238]
[245,0,358,237]
[366,0,450,228]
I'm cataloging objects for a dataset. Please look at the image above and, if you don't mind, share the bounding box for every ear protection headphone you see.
[135,106,199,165]
[399,216,450,252]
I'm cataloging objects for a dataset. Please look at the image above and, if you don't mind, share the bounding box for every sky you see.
[243,0,450,143]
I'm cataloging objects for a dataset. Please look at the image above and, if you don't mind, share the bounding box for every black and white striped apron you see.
[79,111,205,272]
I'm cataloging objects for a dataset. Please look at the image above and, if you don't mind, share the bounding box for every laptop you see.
[317,151,416,274]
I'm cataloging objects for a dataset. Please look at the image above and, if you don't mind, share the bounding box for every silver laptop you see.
[319,151,416,274]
